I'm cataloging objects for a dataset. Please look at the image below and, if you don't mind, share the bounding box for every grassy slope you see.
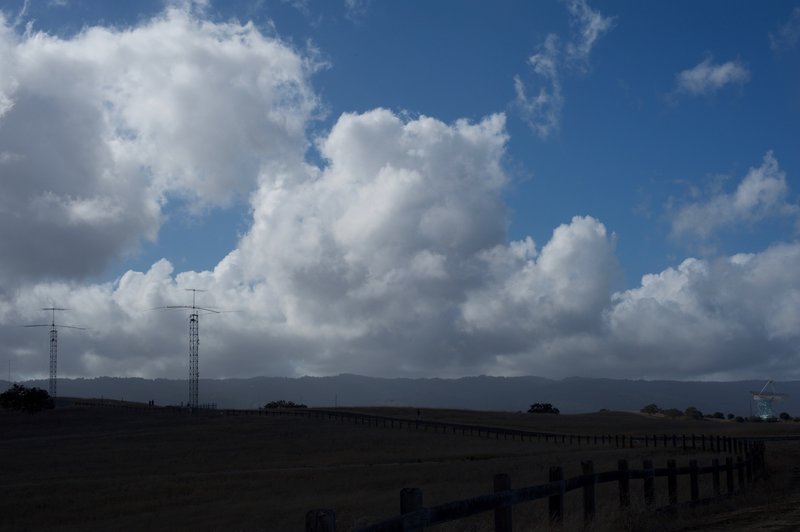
[1,405,797,531]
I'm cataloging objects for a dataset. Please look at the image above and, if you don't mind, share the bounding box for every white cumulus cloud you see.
[0,7,318,282]
[2,6,800,386]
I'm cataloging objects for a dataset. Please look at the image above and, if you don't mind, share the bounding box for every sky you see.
[0,0,799,383]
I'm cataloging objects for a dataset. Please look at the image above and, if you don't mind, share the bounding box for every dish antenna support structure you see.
[153,289,219,409]
[750,380,786,420]
[24,307,86,397]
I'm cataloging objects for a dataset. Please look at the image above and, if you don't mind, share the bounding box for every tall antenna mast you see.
[152,289,218,409]
[23,307,86,397]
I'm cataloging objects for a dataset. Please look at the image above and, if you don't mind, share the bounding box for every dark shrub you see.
[0,384,54,413]
[528,403,560,414]
[263,400,307,409]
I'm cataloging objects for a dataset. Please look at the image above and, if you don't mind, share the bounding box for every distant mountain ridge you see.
[3,375,797,416]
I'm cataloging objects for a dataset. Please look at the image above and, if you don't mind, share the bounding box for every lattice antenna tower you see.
[24,307,86,397]
[153,289,219,409]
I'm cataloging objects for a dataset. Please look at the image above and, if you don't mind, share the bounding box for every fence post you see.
[701,434,706,451]
[737,456,746,489]
[712,458,721,496]
[494,474,512,532]
[672,434,677,448]
[643,459,655,506]
[400,487,423,532]
[582,461,596,527]
[689,460,699,502]
[305,510,336,532]
[618,459,630,508]
[667,459,678,505]
[692,433,696,449]
[726,457,735,494]
[549,466,564,527]
[746,451,753,484]
[682,434,686,450]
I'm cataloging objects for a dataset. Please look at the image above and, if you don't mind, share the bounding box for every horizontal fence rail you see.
[307,442,766,532]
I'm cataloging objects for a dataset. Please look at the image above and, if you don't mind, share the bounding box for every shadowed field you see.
[1,403,798,531]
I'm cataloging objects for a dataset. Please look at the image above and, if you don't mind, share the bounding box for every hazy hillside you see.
[3,375,797,416]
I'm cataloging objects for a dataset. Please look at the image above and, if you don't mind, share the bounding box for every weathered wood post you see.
[689,460,700,502]
[494,474,512,532]
[549,466,564,527]
[667,459,678,505]
[618,459,630,508]
[701,434,706,451]
[712,458,721,496]
[582,461,596,527]
[737,456,746,489]
[400,488,423,532]
[726,457,735,494]
[305,510,336,532]
[682,434,687,450]
[692,433,696,449]
[645,434,649,448]
[643,459,655,506]
[672,434,677,448]
[746,451,753,484]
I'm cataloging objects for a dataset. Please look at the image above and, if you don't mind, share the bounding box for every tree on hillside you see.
[661,408,683,418]
[263,400,307,409]
[684,406,703,419]
[528,403,560,414]
[0,384,54,413]
[779,412,791,421]
[640,403,660,415]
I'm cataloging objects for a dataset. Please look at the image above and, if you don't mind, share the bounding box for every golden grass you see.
[1,405,795,531]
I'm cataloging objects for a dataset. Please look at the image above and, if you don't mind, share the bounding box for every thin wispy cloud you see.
[674,57,750,96]
[565,0,615,70]
[515,0,613,139]
[344,0,370,22]
[514,34,563,140]
[770,7,800,51]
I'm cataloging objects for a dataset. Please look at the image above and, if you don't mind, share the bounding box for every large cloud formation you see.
[0,6,317,281]
[1,6,799,383]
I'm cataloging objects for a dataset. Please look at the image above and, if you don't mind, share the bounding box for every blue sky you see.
[1,0,799,382]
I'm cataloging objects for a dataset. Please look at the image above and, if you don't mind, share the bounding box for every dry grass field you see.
[1,403,798,531]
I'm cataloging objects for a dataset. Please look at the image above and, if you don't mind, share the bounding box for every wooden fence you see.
[70,400,753,454]
[306,441,766,532]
